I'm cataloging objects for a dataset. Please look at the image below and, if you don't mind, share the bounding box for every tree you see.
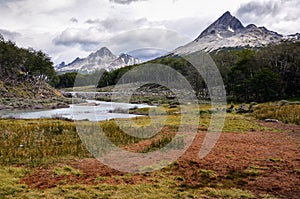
[24,49,58,86]
[0,38,58,86]
[248,68,281,102]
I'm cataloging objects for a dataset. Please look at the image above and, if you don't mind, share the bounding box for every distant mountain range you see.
[173,11,299,55]
[56,11,300,73]
[55,47,143,74]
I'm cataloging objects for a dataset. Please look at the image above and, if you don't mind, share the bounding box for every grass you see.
[202,187,255,199]
[249,165,269,170]
[0,118,90,166]
[198,169,217,178]
[0,102,298,198]
[0,166,28,198]
[268,157,284,163]
[53,165,82,176]
[252,102,300,125]
[0,166,258,199]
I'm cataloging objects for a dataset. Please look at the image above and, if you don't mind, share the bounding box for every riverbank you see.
[0,97,85,111]
[0,80,87,111]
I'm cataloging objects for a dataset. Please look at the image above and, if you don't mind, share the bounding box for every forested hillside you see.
[0,36,59,99]
[96,42,300,102]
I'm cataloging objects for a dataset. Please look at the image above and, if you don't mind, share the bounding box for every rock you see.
[265,119,279,123]
[57,103,70,108]
[33,105,44,109]
[279,100,289,106]
[61,91,73,98]
[289,101,300,105]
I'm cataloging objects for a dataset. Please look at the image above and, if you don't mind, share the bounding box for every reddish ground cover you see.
[21,121,300,198]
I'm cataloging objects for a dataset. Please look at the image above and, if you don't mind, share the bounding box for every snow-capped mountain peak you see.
[55,47,143,74]
[90,47,114,58]
[196,11,244,40]
[173,11,291,55]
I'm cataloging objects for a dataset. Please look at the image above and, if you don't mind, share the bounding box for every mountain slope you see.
[173,11,294,55]
[56,47,143,74]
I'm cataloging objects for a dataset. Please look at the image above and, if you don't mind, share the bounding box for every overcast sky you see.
[0,0,299,64]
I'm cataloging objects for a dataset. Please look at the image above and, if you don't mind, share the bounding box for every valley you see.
[0,10,299,199]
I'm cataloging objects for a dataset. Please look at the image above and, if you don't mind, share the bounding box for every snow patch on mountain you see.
[228,26,234,33]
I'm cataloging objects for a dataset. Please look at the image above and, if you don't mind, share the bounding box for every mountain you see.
[196,11,244,40]
[56,47,143,74]
[173,11,292,55]
[286,33,300,41]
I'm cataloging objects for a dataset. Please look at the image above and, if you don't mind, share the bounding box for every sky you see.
[0,0,299,64]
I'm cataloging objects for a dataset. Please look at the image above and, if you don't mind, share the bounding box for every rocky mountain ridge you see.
[173,11,299,55]
[56,47,143,74]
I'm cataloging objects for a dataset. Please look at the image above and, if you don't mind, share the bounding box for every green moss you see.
[202,187,255,199]
[0,166,28,197]
[294,169,300,174]
[53,165,82,176]
[268,157,284,162]
[198,169,217,178]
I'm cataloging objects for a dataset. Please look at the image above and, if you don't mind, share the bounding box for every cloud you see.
[0,29,21,41]
[237,0,280,17]
[236,0,300,34]
[69,17,78,23]
[85,19,101,24]
[104,28,190,54]
[109,0,148,5]
[85,17,151,32]
[53,28,104,51]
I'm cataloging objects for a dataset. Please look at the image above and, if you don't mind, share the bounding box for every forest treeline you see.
[0,36,58,86]
[214,42,300,102]
[94,42,300,102]
[1,34,299,103]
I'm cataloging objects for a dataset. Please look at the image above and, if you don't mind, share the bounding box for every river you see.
[0,100,152,121]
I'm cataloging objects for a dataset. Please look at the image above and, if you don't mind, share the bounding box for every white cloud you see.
[0,29,21,41]
[70,17,79,23]
[109,0,148,4]
[236,0,300,34]
[53,27,105,50]
[0,0,298,65]
[104,28,191,54]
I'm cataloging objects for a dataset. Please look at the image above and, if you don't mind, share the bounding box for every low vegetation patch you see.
[0,166,28,198]
[53,165,82,176]
[268,157,284,163]
[252,102,300,125]
[202,187,255,199]
[0,119,90,166]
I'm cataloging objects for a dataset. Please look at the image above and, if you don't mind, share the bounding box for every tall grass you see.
[0,119,90,166]
[252,103,300,125]
[0,116,180,166]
